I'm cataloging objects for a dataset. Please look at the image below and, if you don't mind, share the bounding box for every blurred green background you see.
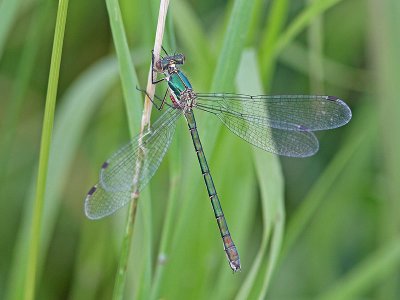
[1,0,399,299]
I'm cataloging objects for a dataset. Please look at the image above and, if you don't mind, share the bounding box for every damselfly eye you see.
[155,60,162,71]
[175,54,185,65]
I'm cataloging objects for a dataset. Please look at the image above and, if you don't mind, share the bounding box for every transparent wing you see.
[197,103,319,157]
[85,107,182,219]
[84,186,133,220]
[195,94,352,131]
[194,93,351,157]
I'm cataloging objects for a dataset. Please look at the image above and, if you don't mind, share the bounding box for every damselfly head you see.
[156,53,185,72]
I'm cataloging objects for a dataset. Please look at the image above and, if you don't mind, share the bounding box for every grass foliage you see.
[1,0,399,299]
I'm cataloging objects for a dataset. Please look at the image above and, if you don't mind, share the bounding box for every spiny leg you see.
[161,45,169,56]
[135,86,173,110]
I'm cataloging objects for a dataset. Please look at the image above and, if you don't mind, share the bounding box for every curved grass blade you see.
[85,107,182,219]
[318,238,400,300]
[235,49,285,299]
[23,0,69,298]
[280,105,375,263]
[5,55,122,300]
[279,42,369,92]
[274,0,345,56]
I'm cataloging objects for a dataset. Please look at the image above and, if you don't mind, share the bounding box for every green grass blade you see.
[104,0,144,298]
[279,42,369,92]
[210,0,257,95]
[5,55,120,300]
[210,127,257,299]
[260,0,345,84]
[274,0,344,56]
[172,0,213,87]
[246,0,266,45]
[23,0,69,298]
[0,0,22,60]
[318,238,400,300]
[235,49,285,299]
[307,0,324,93]
[259,0,289,88]
[105,0,142,134]
[370,0,400,297]
[281,105,377,262]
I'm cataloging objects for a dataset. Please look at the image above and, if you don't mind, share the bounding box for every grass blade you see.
[370,0,400,297]
[5,54,121,300]
[259,0,289,88]
[318,238,400,300]
[106,0,170,298]
[23,0,69,298]
[172,0,214,87]
[210,0,257,95]
[105,0,142,134]
[279,42,369,92]
[281,105,377,262]
[235,49,284,299]
[0,0,22,60]
[307,0,324,93]
[104,0,144,298]
[274,0,344,55]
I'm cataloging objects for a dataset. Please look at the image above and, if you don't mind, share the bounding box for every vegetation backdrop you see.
[1,0,399,299]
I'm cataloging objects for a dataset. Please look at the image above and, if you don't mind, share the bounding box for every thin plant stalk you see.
[23,0,69,299]
[111,0,170,298]
[307,0,324,93]
[148,14,179,300]
[235,50,284,299]
[105,0,142,297]
[259,0,288,89]
[274,0,344,56]
[141,0,170,131]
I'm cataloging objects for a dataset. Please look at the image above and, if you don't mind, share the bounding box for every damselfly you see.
[84,48,352,272]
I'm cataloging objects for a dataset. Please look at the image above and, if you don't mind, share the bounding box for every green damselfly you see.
[84,48,352,272]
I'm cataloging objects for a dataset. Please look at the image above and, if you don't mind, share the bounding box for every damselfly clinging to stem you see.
[84,47,352,272]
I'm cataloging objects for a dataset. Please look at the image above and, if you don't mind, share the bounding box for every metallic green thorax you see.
[167,71,192,98]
